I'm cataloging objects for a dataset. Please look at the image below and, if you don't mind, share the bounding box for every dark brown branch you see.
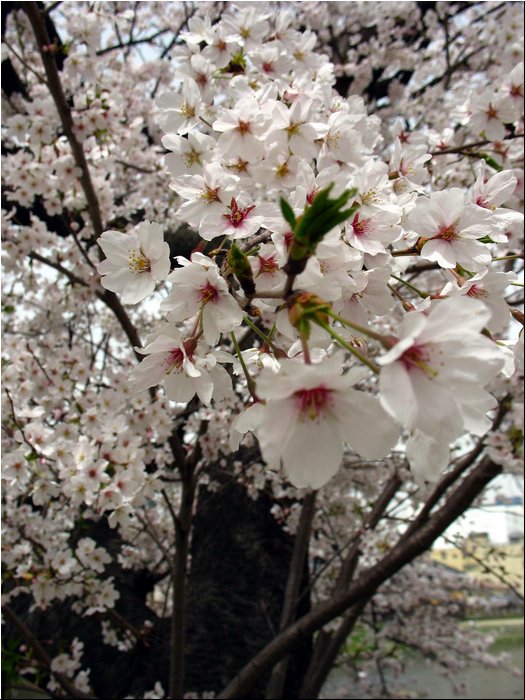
[11,7,146,362]
[124,1,140,60]
[299,471,401,698]
[96,27,171,56]
[43,1,62,15]
[97,290,143,360]
[167,419,207,697]
[439,10,452,90]
[29,251,91,288]
[336,472,402,594]
[217,456,502,698]
[115,159,156,174]
[169,462,196,697]
[24,2,104,240]
[411,44,488,99]
[430,132,524,156]
[266,491,317,698]
[28,251,144,359]
[299,601,367,700]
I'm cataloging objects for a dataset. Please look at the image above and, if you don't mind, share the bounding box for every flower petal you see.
[281,419,343,489]
[335,392,400,459]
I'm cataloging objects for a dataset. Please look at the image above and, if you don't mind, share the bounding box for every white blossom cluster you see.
[94,4,524,489]
[1,2,523,698]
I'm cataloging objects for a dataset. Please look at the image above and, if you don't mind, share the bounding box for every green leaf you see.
[294,185,358,246]
[227,242,255,296]
[279,197,297,230]
[477,153,503,172]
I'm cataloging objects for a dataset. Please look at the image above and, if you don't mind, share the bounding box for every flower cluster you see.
[93,5,523,490]
[1,3,523,697]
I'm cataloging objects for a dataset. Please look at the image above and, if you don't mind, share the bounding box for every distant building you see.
[438,499,524,546]
[431,533,524,595]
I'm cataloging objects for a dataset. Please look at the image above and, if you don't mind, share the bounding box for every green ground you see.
[467,616,524,651]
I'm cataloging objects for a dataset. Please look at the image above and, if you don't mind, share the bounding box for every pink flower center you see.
[437,224,459,241]
[475,195,489,208]
[195,72,208,88]
[306,188,319,205]
[400,344,438,377]
[236,120,251,134]
[223,197,255,228]
[466,284,488,299]
[199,282,219,304]
[294,386,333,421]
[283,231,294,250]
[485,103,498,120]
[163,348,185,374]
[257,254,278,275]
[399,158,413,176]
[231,157,249,173]
[351,213,371,237]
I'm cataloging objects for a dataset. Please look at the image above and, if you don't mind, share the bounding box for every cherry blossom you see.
[1,3,523,699]
[130,328,232,405]
[97,221,171,304]
[378,297,506,479]
[406,189,495,271]
[235,354,399,489]
[160,253,244,345]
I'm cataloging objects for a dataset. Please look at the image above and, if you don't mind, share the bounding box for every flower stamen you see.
[294,386,333,421]
[128,248,151,273]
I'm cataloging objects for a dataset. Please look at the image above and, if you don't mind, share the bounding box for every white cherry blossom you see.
[234,354,400,489]
[161,253,244,345]
[378,297,506,479]
[97,221,170,304]
[129,328,232,405]
[406,189,494,271]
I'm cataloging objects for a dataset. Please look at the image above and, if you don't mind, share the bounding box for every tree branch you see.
[299,471,401,698]
[266,490,317,698]
[217,456,502,698]
[24,1,104,240]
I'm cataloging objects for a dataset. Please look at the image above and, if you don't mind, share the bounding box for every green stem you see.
[390,274,429,299]
[316,320,380,374]
[300,330,311,364]
[492,254,524,261]
[209,235,229,256]
[230,331,258,399]
[327,311,389,346]
[243,315,280,354]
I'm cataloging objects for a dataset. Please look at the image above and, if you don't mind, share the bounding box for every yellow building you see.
[431,534,524,595]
